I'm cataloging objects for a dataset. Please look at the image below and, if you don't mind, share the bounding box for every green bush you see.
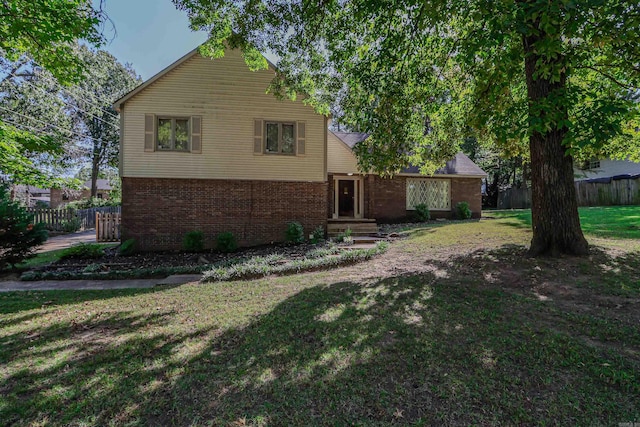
[0,186,48,270]
[456,201,472,220]
[61,217,82,233]
[216,232,238,253]
[61,243,105,259]
[183,230,205,252]
[414,203,431,222]
[65,197,119,209]
[119,238,136,256]
[285,221,305,244]
[309,225,325,244]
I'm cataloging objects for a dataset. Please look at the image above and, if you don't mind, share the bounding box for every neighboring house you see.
[113,47,486,251]
[328,131,486,222]
[574,158,640,181]
[50,179,112,208]
[10,185,50,207]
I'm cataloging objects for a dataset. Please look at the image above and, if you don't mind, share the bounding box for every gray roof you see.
[331,131,369,149]
[83,179,112,191]
[331,131,487,177]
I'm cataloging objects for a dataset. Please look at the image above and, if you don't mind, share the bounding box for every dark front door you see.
[338,180,355,217]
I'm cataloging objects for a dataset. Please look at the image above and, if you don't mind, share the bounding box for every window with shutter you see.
[154,116,192,152]
[262,121,297,155]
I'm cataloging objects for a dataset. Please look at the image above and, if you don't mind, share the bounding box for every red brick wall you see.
[121,177,328,251]
[365,175,483,222]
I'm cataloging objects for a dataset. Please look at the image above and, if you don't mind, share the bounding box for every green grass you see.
[488,205,640,240]
[15,249,66,269]
[1,214,639,425]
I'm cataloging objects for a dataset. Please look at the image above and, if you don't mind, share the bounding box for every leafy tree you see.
[0,0,108,187]
[175,0,640,256]
[0,185,48,270]
[68,46,140,197]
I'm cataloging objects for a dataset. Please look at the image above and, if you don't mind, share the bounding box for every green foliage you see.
[60,243,104,260]
[61,217,81,233]
[456,202,472,220]
[202,241,388,282]
[119,239,136,256]
[0,186,48,269]
[183,231,205,252]
[64,197,119,209]
[285,221,305,244]
[309,225,325,244]
[414,204,431,222]
[216,232,238,253]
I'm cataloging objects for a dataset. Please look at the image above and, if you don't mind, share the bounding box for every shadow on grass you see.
[1,246,639,425]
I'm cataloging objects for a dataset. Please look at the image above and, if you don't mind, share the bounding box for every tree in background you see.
[68,46,140,197]
[0,0,108,187]
[175,0,639,256]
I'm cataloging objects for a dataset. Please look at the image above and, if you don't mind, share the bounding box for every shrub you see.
[309,225,325,244]
[183,230,205,252]
[414,203,431,222]
[285,221,305,244]
[119,238,136,256]
[0,186,48,269]
[216,232,238,253]
[60,243,105,259]
[61,217,82,233]
[456,201,472,220]
[334,227,353,243]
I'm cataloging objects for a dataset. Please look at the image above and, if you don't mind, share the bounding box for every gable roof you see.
[330,131,487,177]
[112,45,282,112]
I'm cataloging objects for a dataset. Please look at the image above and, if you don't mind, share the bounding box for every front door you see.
[338,180,355,217]
[333,176,363,218]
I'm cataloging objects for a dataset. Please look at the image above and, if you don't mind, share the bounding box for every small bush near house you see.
[0,186,48,270]
[61,217,82,233]
[216,232,238,253]
[309,225,325,244]
[456,201,472,220]
[285,221,305,244]
[183,231,205,252]
[60,243,105,260]
[334,227,353,243]
[119,238,136,256]
[414,203,431,222]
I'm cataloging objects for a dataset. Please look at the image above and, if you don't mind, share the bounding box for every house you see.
[9,185,50,207]
[113,47,486,251]
[50,179,113,208]
[574,158,640,181]
[327,131,486,224]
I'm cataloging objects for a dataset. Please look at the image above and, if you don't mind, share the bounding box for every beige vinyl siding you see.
[122,49,326,182]
[327,131,361,174]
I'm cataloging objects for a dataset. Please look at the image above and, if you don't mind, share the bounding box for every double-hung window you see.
[157,117,190,151]
[264,121,296,155]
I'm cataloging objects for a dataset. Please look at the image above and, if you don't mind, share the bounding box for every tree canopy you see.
[0,0,109,187]
[175,0,640,255]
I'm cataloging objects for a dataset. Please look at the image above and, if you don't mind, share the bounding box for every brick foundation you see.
[122,177,328,251]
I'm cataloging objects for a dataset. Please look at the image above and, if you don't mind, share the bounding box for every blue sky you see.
[98,0,208,80]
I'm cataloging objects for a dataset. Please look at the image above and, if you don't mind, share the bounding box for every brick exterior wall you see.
[122,177,328,251]
[365,175,482,222]
[50,188,111,208]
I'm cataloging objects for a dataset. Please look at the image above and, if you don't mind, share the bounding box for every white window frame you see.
[406,178,451,211]
[156,117,191,152]
[264,121,296,155]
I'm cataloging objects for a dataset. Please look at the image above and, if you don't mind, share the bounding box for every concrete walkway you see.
[0,274,202,292]
[37,230,97,253]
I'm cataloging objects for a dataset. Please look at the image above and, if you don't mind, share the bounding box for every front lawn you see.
[1,209,639,425]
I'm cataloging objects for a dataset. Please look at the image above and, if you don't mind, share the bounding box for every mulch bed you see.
[37,242,333,276]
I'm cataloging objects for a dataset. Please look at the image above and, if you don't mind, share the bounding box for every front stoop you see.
[327,218,378,238]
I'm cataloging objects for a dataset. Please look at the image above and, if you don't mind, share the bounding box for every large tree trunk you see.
[523,33,589,256]
[90,153,99,198]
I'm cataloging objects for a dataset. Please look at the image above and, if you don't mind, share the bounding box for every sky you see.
[97,0,208,80]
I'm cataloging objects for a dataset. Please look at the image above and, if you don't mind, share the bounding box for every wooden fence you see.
[26,206,122,232]
[498,177,640,209]
[96,212,121,242]
[26,208,76,232]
